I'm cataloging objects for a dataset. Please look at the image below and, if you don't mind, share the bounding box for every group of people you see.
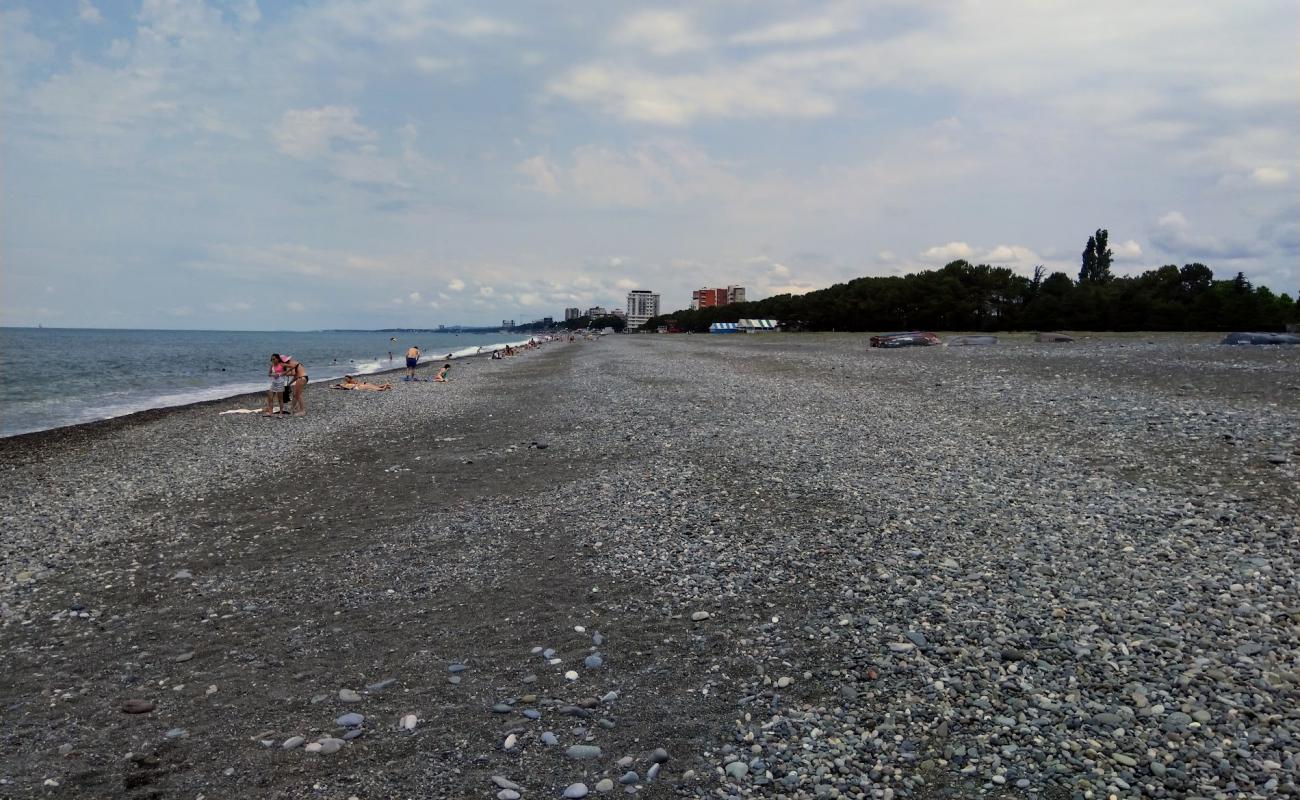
[263,338,551,417]
[264,354,308,415]
[403,345,451,382]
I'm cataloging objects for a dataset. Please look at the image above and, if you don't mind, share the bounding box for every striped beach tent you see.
[737,319,779,331]
[709,322,738,333]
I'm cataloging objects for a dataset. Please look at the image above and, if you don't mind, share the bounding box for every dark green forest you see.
[643,230,1298,333]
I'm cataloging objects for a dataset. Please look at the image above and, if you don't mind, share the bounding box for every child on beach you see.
[263,354,287,415]
[434,363,450,382]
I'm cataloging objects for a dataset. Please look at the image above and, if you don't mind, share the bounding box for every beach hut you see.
[709,322,738,334]
[737,319,779,333]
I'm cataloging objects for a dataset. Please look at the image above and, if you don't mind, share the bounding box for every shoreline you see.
[2,333,1296,799]
[0,335,545,442]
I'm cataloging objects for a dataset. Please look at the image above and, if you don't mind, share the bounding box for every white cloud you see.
[478,286,494,297]
[548,63,835,126]
[408,291,422,302]
[77,1,103,24]
[613,11,706,56]
[1250,166,1289,186]
[1113,239,1143,260]
[921,242,975,262]
[272,106,377,160]
[517,155,561,194]
[731,12,857,46]
[447,278,466,291]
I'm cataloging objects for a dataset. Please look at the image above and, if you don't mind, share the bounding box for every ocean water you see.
[0,328,530,437]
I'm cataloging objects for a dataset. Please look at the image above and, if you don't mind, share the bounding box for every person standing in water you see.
[405,345,421,381]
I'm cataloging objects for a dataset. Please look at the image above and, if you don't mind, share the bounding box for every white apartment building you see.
[626,289,660,331]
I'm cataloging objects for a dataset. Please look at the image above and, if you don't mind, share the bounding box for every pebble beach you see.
[1,333,1297,799]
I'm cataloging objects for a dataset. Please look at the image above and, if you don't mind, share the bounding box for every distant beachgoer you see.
[263,354,287,415]
[280,356,308,415]
[434,363,450,383]
[405,345,421,380]
[388,351,393,362]
[333,375,392,392]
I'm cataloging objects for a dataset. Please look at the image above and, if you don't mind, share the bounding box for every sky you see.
[2,0,1297,330]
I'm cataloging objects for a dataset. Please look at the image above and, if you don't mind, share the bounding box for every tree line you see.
[642,230,1298,333]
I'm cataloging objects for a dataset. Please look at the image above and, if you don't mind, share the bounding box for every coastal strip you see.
[1,333,1296,798]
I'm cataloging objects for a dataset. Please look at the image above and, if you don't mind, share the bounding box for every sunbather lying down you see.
[332,375,392,391]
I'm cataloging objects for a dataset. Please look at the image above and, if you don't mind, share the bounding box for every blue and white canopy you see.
[738,319,779,330]
[709,322,738,333]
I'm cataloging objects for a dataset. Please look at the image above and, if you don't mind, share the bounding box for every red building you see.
[691,287,729,309]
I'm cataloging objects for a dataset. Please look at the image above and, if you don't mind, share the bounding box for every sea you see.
[0,328,532,437]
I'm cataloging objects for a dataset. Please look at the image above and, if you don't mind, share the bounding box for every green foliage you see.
[642,259,1296,334]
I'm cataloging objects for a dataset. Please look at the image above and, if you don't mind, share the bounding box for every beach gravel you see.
[0,332,1296,798]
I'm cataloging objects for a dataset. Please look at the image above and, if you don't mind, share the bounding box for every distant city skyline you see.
[2,1,1295,330]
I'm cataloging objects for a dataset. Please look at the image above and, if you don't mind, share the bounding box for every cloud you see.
[272,106,377,160]
[517,155,561,194]
[447,278,466,291]
[408,291,422,302]
[1250,166,1289,186]
[1151,211,1263,261]
[920,242,975,262]
[612,11,706,56]
[548,63,836,126]
[731,11,858,46]
[1112,239,1143,260]
[77,1,103,24]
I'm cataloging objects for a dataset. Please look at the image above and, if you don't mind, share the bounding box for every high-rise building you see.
[691,287,729,310]
[626,290,660,331]
[564,307,581,321]
[586,306,608,319]
[727,285,746,304]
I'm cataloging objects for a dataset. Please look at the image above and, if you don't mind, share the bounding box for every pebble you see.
[583,653,603,668]
[365,678,396,691]
[649,748,669,764]
[164,728,187,740]
[121,699,154,714]
[618,771,638,785]
[541,731,559,745]
[316,737,345,754]
[564,670,578,681]
[400,714,418,731]
[690,611,711,621]
[594,778,614,792]
[497,792,520,800]
[281,736,305,750]
[562,784,588,799]
[566,744,602,760]
[503,734,517,750]
[335,713,364,727]
[522,709,541,720]
[725,761,749,779]
[492,776,523,792]
[337,689,362,703]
